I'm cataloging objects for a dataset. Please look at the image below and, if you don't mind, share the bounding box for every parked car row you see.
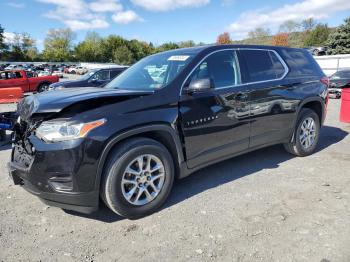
[0,63,91,78]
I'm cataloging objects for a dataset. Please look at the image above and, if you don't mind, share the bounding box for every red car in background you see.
[0,70,59,93]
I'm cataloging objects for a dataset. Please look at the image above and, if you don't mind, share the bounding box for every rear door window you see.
[239,50,286,83]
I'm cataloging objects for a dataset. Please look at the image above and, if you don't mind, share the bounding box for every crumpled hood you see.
[18,87,153,120]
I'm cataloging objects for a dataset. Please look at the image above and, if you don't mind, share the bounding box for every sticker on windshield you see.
[168,55,190,61]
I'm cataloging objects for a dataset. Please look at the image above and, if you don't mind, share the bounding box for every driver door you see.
[179,50,250,169]
[89,70,110,87]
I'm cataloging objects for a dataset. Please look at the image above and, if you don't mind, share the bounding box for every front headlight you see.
[50,85,64,91]
[36,119,106,142]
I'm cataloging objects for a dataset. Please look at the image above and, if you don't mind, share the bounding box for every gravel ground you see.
[0,99,350,262]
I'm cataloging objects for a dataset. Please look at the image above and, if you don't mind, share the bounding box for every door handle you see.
[235,92,248,101]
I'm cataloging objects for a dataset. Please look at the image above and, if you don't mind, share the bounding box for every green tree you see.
[0,24,8,55]
[178,40,196,48]
[156,42,179,52]
[327,17,350,55]
[303,24,331,47]
[43,28,75,62]
[75,32,103,62]
[100,35,127,62]
[127,39,154,62]
[113,46,133,65]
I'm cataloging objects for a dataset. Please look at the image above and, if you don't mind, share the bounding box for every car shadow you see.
[63,125,348,223]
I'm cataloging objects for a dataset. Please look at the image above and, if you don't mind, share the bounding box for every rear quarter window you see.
[239,50,286,83]
[279,49,323,78]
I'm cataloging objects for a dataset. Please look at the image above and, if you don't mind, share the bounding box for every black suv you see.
[49,66,127,90]
[9,45,328,218]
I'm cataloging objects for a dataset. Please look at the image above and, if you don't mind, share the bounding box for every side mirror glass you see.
[187,78,213,93]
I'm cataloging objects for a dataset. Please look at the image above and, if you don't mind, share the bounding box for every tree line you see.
[217,17,350,55]
[0,16,349,64]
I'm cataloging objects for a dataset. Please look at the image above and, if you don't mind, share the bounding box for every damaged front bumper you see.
[8,134,100,214]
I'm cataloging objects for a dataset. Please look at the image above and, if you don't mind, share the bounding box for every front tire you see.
[101,138,175,219]
[284,108,320,156]
[38,83,50,93]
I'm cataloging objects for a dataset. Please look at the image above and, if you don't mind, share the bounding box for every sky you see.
[1,0,350,50]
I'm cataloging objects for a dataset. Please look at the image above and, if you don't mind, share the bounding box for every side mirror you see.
[187,78,213,93]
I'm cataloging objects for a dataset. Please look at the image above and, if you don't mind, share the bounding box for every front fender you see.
[94,124,184,190]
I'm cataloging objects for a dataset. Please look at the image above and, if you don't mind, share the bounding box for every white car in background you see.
[4,65,21,70]
[52,70,64,78]
[38,71,52,77]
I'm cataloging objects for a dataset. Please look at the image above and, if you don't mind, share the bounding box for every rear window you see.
[279,49,323,77]
[240,50,286,83]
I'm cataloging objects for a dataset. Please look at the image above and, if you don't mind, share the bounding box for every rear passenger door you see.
[238,49,295,147]
[180,50,250,169]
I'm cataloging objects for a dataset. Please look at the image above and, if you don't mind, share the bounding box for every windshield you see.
[105,51,196,90]
[80,69,98,81]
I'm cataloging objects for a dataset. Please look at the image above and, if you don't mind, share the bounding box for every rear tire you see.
[284,108,320,157]
[101,138,174,219]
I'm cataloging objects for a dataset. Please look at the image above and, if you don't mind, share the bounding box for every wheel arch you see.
[95,124,185,190]
[298,97,325,125]
[37,81,51,91]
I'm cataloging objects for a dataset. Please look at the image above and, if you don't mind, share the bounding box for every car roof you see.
[156,44,304,57]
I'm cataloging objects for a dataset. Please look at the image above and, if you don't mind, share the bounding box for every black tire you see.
[0,130,5,142]
[284,108,320,157]
[38,83,50,93]
[101,137,175,219]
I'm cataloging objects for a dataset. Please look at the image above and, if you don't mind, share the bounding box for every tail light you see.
[320,76,330,87]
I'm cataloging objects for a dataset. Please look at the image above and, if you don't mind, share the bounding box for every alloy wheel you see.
[299,117,317,149]
[121,154,165,206]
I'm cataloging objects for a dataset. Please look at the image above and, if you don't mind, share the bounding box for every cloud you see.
[3,32,16,44]
[6,2,25,8]
[130,0,210,12]
[65,19,110,30]
[36,0,142,30]
[227,0,350,39]
[112,10,143,24]
[89,0,123,13]
[221,0,234,7]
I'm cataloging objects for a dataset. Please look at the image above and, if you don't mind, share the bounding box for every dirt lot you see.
[0,99,349,262]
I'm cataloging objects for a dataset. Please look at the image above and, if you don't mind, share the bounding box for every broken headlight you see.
[36,119,106,142]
